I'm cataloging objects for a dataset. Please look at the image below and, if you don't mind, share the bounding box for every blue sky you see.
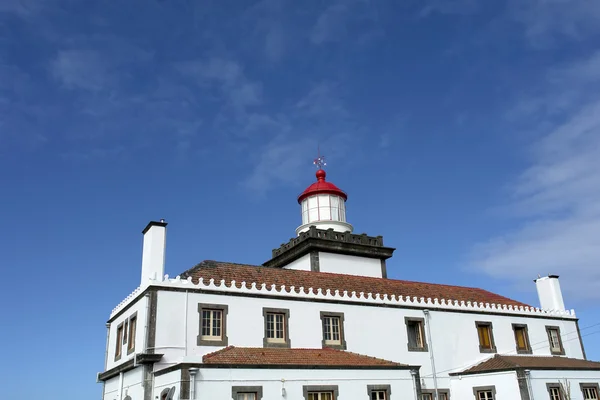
[2,0,600,398]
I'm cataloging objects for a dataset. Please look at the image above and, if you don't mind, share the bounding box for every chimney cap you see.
[142,220,168,234]
[534,274,560,283]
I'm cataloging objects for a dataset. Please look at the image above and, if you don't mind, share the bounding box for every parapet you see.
[109,274,577,320]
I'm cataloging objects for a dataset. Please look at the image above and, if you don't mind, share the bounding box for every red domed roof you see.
[298,169,347,204]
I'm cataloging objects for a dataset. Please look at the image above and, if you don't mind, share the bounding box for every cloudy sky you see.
[2,0,599,398]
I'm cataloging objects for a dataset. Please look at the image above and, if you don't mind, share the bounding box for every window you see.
[320,312,346,350]
[368,385,391,400]
[546,326,565,355]
[232,386,263,400]
[263,308,290,348]
[547,384,564,400]
[123,320,128,344]
[581,384,600,400]
[371,391,386,400]
[197,303,228,346]
[127,314,137,354]
[308,394,333,400]
[422,390,449,400]
[304,385,338,400]
[406,317,428,351]
[423,391,449,400]
[512,324,532,354]
[115,323,124,360]
[473,386,495,400]
[476,392,494,400]
[475,321,496,353]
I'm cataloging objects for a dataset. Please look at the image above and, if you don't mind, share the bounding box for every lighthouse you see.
[295,158,353,236]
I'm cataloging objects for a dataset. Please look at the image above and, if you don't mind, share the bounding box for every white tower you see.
[296,168,353,235]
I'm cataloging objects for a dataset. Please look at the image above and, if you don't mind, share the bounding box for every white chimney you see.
[141,220,167,285]
[534,275,566,311]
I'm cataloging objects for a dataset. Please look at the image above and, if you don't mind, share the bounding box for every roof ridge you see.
[187,260,521,293]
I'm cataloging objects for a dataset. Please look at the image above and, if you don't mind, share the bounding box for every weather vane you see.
[313,147,326,170]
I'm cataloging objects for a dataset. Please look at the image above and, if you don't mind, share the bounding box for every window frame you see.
[580,383,600,400]
[545,326,565,355]
[231,386,263,400]
[422,389,450,400]
[473,386,496,400]
[127,312,137,354]
[197,303,229,346]
[367,384,391,400]
[262,307,291,348]
[114,322,124,361]
[546,383,564,400]
[511,323,532,354]
[475,321,497,353]
[303,385,339,400]
[320,311,346,350]
[405,317,428,352]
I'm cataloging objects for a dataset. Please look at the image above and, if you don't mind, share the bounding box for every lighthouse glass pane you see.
[330,196,340,221]
[339,200,346,222]
[302,200,308,224]
[318,194,331,220]
[308,196,318,222]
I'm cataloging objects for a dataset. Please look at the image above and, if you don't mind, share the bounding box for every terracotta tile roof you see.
[452,354,600,375]
[179,260,530,308]
[202,346,407,368]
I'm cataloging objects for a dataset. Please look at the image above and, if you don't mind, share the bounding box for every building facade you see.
[98,168,600,400]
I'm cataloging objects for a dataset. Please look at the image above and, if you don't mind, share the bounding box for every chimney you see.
[141,220,168,285]
[534,275,566,311]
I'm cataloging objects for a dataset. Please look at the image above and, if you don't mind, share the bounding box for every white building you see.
[98,168,600,400]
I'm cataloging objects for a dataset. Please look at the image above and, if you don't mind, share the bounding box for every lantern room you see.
[296,169,353,235]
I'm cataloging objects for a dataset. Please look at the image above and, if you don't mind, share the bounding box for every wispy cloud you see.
[310,0,383,46]
[0,0,45,16]
[51,49,111,91]
[508,0,600,47]
[469,51,600,303]
[417,0,479,17]
[177,57,262,113]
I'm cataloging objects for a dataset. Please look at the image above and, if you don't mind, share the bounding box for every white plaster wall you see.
[103,368,144,400]
[318,252,382,278]
[296,220,354,235]
[154,369,182,400]
[152,289,584,380]
[106,295,148,371]
[282,254,311,271]
[154,290,190,367]
[423,311,583,380]
[195,368,417,400]
[104,376,120,400]
[450,371,519,399]
[529,370,600,400]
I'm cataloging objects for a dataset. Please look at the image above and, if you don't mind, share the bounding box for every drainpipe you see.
[118,372,124,400]
[143,293,151,351]
[410,369,419,400]
[189,368,198,400]
[525,370,535,400]
[184,291,189,356]
[423,310,439,400]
